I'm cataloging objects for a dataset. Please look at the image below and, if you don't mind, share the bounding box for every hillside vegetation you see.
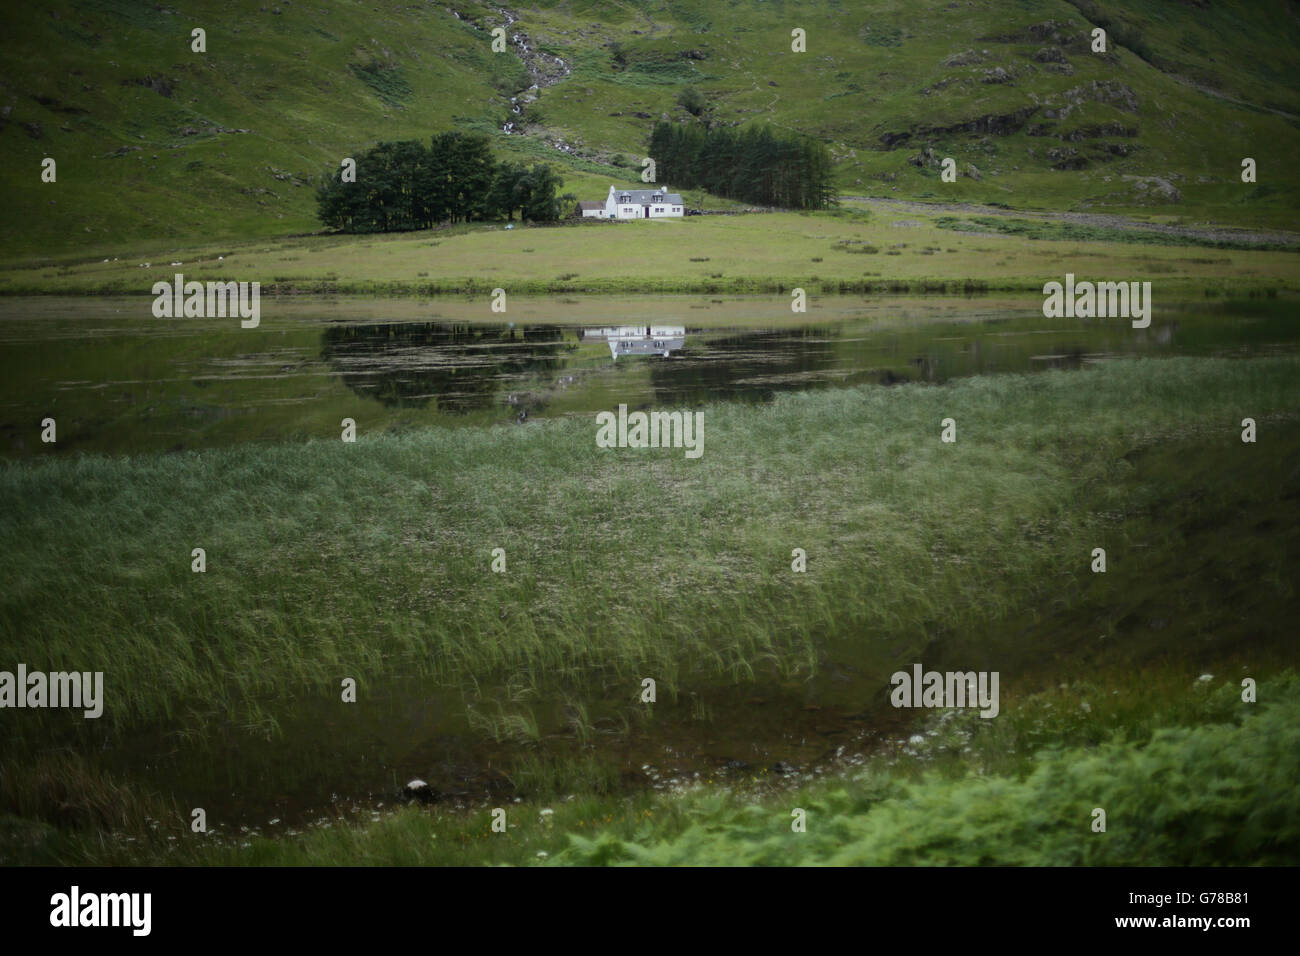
[3,0,1299,259]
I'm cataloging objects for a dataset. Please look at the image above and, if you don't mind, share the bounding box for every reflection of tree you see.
[648,328,840,405]
[321,323,573,413]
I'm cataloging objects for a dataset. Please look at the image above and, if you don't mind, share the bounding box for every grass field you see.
[2,204,1296,297]
[2,353,1297,864]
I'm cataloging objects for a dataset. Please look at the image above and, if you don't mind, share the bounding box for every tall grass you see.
[2,356,1297,744]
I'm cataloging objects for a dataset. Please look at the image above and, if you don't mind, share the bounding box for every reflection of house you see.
[582,326,686,359]
[599,186,684,219]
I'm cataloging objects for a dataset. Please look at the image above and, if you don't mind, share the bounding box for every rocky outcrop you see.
[1043,80,1141,120]
[879,104,1040,148]
[1125,175,1182,203]
[942,49,986,67]
[980,19,1085,48]
[121,75,174,97]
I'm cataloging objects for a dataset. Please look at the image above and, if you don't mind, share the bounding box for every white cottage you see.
[602,185,684,219]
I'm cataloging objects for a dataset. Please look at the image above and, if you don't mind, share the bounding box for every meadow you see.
[2,202,1296,298]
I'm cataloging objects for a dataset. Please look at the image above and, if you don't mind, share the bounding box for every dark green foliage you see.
[647,121,834,209]
[315,133,566,231]
[676,85,706,116]
[347,60,413,107]
[487,161,571,221]
[556,675,1300,865]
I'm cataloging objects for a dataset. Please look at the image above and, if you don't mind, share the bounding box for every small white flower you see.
[1197,674,1214,683]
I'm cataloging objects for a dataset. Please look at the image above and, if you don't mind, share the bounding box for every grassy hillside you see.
[3,0,1298,260]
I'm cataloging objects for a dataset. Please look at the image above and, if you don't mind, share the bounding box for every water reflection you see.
[648,327,843,404]
[581,325,687,359]
[3,298,1295,460]
[320,322,574,413]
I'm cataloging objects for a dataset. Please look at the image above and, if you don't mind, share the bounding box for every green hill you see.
[3,0,1297,259]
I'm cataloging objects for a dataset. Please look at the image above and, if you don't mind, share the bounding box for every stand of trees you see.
[316,132,571,232]
[647,122,834,209]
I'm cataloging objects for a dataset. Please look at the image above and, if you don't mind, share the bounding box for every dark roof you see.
[576,201,605,210]
[612,188,684,205]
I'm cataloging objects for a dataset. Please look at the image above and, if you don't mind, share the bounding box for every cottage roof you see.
[608,186,684,205]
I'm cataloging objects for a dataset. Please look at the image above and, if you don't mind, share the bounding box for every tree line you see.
[647,121,834,209]
[315,131,571,233]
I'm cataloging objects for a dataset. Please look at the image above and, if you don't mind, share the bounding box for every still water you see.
[2,293,1295,460]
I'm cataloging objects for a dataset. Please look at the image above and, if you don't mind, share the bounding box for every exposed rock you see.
[880,105,1039,148]
[920,77,965,96]
[982,20,1083,47]
[1045,80,1140,120]
[1028,20,1083,45]
[1032,46,1066,63]
[122,75,174,97]
[942,49,984,67]
[982,66,1013,84]
[1063,123,1138,141]
[964,163,983,181]
[1046,146,1087,169]
[1126,175,1182,202]
[908,147,940,168]
[1098,142,1136,157]
[402,779,437,804]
